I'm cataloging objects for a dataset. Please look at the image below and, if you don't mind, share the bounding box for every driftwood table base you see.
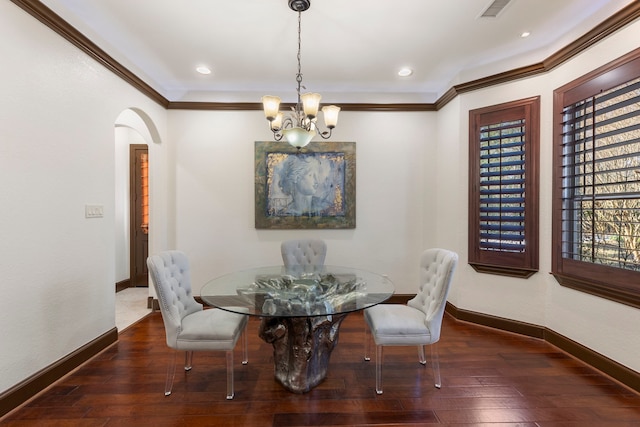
[259,314,347,393]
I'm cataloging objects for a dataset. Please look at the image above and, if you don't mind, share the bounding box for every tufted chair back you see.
[407,248,458,342]
[147,251,203,348]
[281,239,327,269]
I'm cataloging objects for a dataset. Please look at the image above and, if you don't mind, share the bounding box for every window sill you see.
[469,262,537,278]
[552,273,640,309]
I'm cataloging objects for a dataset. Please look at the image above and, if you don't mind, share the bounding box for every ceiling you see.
[39,0,636,104]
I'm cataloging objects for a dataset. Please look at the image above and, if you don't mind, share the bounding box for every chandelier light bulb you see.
[301,93,322,118]
[262,95,281,121]
[271,112,284,131]
[322,105,340,129]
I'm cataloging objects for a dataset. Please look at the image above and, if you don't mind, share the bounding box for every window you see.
[553,48,640,308]
[469,97,540,278]
[141,152,149,234]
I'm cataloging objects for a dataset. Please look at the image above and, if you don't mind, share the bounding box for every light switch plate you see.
[85,205,104,218]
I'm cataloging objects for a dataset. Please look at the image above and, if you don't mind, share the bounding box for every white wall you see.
[167,109,435,294]
[0,2,167,393]
[114,127,131,283]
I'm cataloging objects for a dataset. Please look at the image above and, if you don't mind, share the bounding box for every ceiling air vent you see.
[479,0,512,18]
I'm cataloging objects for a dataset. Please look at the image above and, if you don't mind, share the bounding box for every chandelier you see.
[261,0,340,149]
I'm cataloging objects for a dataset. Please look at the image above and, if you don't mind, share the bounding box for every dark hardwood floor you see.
[3,311,640,426]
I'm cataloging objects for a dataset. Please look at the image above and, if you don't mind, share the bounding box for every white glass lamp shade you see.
[270,112,283,131]
[262,95,281,121]
[301,93,321,118]
[322,105,340,129]
[282,127,316,148]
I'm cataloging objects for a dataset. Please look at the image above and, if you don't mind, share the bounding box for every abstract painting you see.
[255,141,356,229]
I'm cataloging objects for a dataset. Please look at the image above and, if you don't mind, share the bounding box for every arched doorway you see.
[114,108,161,329]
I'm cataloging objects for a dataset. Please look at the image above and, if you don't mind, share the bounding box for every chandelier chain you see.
[296,11,303,99]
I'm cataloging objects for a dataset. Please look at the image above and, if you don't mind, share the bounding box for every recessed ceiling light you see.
[196,66,212,75]
[520,31,531,38]
[398,68,413,77]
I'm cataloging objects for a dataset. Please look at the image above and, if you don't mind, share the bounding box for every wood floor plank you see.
[273,410,439,426]
[2,312,639,426]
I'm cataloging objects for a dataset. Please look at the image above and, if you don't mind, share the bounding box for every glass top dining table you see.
[201,265,394,393]
[200,265,395,318]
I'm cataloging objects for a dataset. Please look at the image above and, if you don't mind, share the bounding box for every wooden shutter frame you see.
[469,97,540,278]
[552,48,640,308]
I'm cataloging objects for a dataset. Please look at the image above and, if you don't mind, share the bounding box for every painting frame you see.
[255,141,356,229]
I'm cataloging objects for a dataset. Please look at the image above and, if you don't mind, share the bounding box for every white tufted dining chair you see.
[364,248,458,394]
[281,239,327,271]
[147,250,248,399]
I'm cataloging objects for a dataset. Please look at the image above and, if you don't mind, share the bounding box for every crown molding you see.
[10,0,640,112]
[10,0,169,108]
[438,1,640,109]
[166,101,437,112]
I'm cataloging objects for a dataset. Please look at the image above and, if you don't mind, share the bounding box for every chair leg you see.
[417,345,427,365]
[164,350,177,396]
[226,349,234,400]
[364,322,371,361]
[375,344,383,395]
[184,350,193,371]
[431,343,441,389]
[241,328,248,365]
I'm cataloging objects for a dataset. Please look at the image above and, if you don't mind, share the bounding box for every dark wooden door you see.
[130,144,149,287]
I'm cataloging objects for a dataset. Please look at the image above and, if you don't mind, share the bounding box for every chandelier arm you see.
[317,126,333,139]
[318,133,330,140]
[282,116,295,129]
[271,129,284,141]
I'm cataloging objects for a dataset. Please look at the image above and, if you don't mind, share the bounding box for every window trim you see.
[468,97,540,278]
[552,47,640,308]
